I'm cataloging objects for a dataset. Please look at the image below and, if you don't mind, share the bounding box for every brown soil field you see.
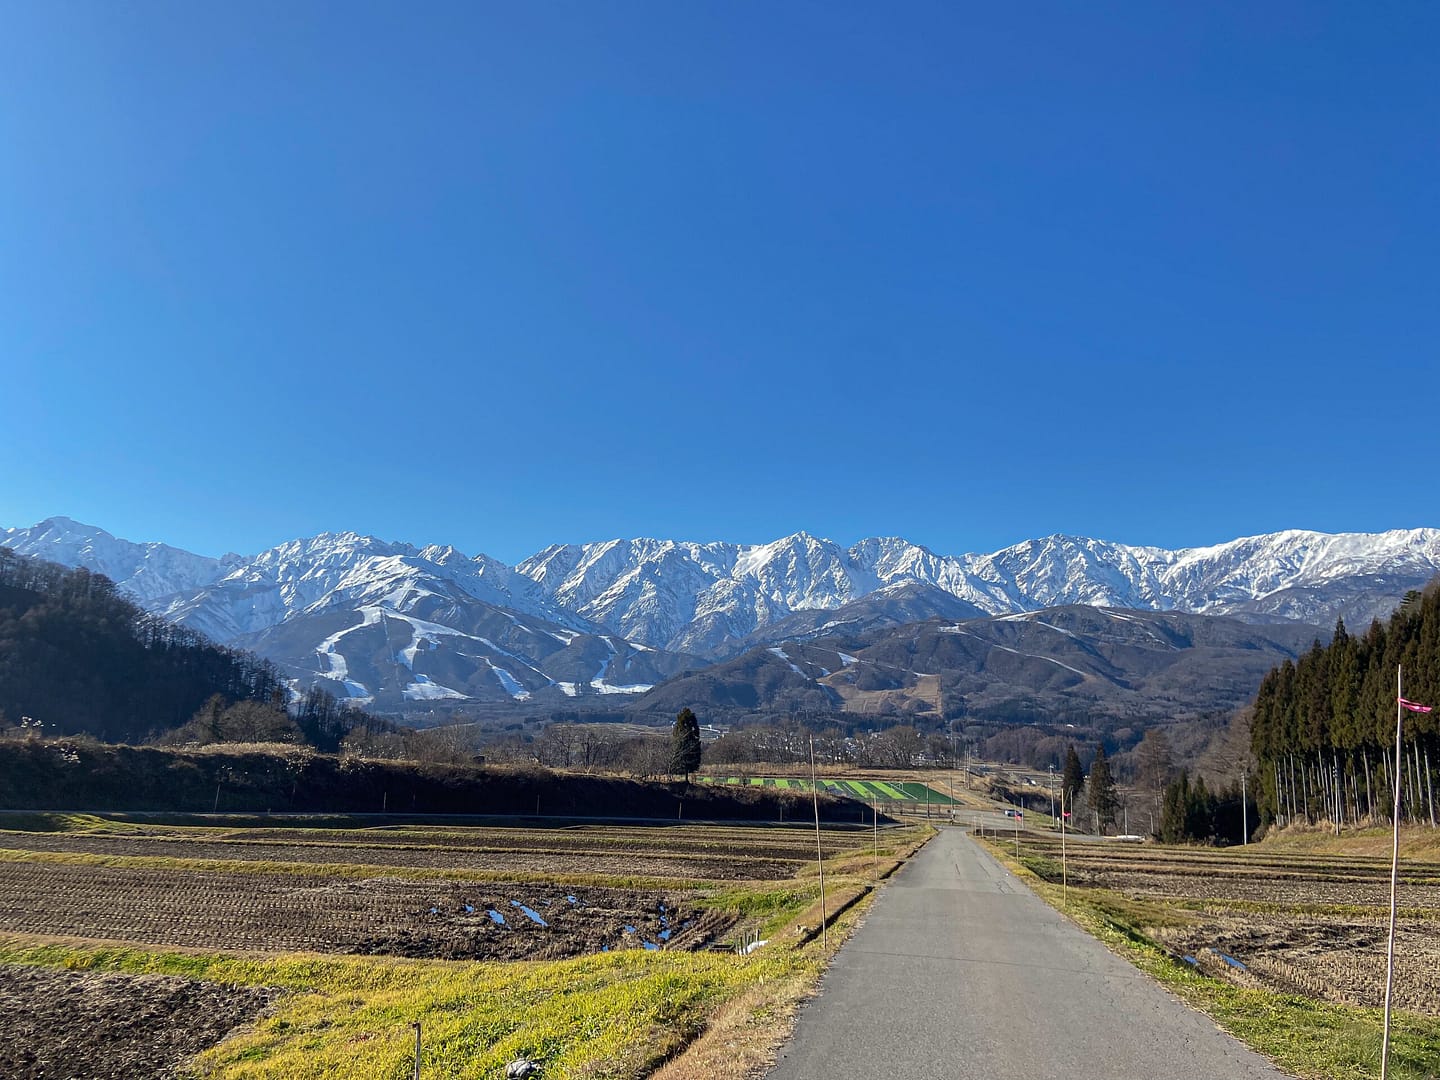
[0,820,880,961]
[1022,833,1440,1015]
[30,820,874,859]
[0,963,275,1079]
[0,831,799,881]
[0,861,729,960]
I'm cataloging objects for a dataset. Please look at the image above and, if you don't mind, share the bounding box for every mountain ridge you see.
[5,517,1437,712]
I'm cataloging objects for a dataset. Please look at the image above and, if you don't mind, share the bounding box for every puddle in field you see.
[511,901,548,927]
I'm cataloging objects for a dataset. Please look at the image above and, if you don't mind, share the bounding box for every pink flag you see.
[1399,697,1433,713]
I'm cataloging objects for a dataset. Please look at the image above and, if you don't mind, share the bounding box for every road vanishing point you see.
[767,827,1291,1080]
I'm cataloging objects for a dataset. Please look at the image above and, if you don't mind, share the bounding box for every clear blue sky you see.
[3,2,1436,563]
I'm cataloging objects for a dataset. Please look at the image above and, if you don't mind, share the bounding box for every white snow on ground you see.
[403,674,468,701]
[314,608,381,702]
[476,637,551,680]
[545,629,578,645]
[589,681,653,695]
[488,662,531,700]
[379,608,471,669]
[557,682,580,697]
[837,652,859,665]
[942,625,1090,677]
[1095,608,1178,648]
[1034,621,1079,638]
[768,647,808,677]
[587,650,652,693]
[990,643,1089,677]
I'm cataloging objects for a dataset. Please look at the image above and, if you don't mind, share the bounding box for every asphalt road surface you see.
[767,828,1291,1080]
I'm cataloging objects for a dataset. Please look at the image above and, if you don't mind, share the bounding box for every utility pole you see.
[1381,666,1405,1080]
[1241,771,1248,845]
[949,730,958,815]
[809,735,828,950]
[1061,787,1068,905]
[872,796,879,884]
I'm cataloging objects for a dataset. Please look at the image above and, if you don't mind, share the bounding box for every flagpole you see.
[1381,665,1403,1080]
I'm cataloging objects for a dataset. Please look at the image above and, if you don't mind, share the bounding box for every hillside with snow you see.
[5,517,1437,714]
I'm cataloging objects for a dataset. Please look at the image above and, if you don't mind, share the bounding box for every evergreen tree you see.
[1160,771,1190,842]
[1089,743,1118,834]
[1061,744,1085,812]
[670,707,702,778]
[1187,775,1215,841]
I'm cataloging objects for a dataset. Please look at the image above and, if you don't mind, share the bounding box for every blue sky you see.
[3,2,1436,563]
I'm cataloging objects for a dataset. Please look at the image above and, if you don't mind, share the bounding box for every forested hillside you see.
[1251,582,1440,829]
[0,549,284,742]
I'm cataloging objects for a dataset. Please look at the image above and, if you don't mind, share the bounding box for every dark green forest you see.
[0,549,376,749]
[1250,583,1440,829]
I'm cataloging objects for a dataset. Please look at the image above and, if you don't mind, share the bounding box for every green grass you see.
[982,840,1440,1080]
[894,782,956,805]
[0,937,814,1080]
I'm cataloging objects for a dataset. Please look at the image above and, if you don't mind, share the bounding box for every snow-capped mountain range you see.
[5,517,1438,711]
[516,528,1440,654]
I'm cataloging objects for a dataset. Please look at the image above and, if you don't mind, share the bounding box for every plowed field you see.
[1019,833,1440,1015]
[0,818,874,961]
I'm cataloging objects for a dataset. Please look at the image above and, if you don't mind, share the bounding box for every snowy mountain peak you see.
[9,517,1440,693]
[1,517,238,605]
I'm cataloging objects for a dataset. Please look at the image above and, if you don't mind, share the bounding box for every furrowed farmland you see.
[0,812,928,1078]
[990,830,1440,1078]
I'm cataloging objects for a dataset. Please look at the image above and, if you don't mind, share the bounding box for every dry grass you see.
[1259,824,1440,861]
[650,879,881,1080]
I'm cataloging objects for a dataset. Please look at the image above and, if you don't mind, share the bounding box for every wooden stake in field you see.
[412,1021,422,1080]
[809,734,828,949]
[1382,666,1432,1080]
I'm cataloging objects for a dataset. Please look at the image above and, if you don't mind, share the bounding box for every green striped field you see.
[701,777,957,805]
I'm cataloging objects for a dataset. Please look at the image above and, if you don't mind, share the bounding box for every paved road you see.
[767,828,1291,1080]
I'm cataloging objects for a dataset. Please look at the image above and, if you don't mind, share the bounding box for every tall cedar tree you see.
[1248,575,1440,829]
[1088,743,1118,833]
[1160,771,1191,842]
[1061,744,1085,812]
[670,707,702,778]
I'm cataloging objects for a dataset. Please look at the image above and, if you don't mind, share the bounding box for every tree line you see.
[1250,582,1440,830]
[0,549,386,750]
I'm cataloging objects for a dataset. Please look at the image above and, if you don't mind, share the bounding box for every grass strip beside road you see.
[982,838,1440,1080]
[0,937,813,1080]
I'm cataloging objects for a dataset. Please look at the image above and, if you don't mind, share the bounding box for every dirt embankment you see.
[0,741,870,821]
